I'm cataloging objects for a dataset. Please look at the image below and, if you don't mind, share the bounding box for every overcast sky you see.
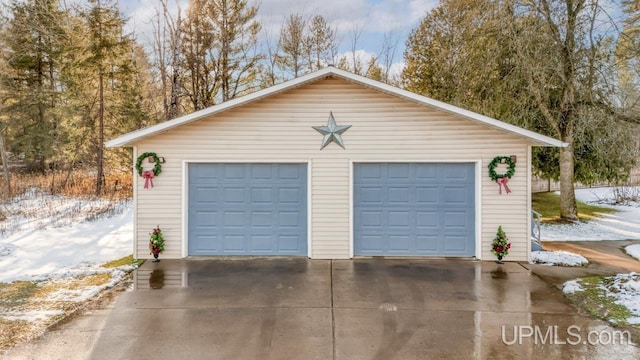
[119,0,438,72]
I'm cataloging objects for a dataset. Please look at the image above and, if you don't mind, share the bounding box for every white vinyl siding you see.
[133,78,532,261]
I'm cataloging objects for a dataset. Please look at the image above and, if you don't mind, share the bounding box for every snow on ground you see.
[627,244,640,261]
[562,280,583,294]
[541,186,640,241]
[0,191,134,329]
[564,273,640,325]
[603,273,640,325]
[531,250,588,266]
[0,202,133,283]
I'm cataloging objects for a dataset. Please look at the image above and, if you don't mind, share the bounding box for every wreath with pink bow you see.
[136,152,162,189]
[488,156,516,194]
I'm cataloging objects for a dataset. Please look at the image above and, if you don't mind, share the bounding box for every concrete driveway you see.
[5,257,640,359]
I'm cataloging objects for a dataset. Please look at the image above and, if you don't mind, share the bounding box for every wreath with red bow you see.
[136,152,162,189]
[488,156,515,194]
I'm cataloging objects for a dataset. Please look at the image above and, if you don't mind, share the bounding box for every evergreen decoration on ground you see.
[491,226,511,262]
[149,226,165,255]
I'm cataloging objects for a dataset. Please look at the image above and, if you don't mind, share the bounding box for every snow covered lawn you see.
[0,190,134,352]
[541,186,640,241]
[531,250,588,266]
[563,273,640,326]
[626,244,640,261]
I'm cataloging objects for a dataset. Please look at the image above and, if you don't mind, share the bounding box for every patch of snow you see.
[531,250,588,266]
[541,187,640,241]
[565,273,640,325]
[0,188,130,237]
[0,204,133,283]
[626,244,640,261]
[45,266,134,303]
[0,193,135,328]
[2,310,65,322]
[562,280,583,294]
[600,273,640,325]
[0,242,15,257]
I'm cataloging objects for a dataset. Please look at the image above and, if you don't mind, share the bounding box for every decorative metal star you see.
[312,112,352,150]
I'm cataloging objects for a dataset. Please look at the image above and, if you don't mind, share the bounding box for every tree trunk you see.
[96,69,104,196]
[0,132,11,196]
[559,133,578,221]
[95,0,104,197]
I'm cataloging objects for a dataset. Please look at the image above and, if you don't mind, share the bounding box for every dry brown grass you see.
[0,272,122,354]
[0,170,132,201]
[0,170,133,236]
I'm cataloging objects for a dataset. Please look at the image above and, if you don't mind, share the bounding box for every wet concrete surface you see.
[4,254,640,360]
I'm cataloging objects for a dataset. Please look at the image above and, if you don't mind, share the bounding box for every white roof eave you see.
[105,67,566,148]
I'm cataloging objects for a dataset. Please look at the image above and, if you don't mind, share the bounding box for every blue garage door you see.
[354,163,475,256]
[188,164,307,256]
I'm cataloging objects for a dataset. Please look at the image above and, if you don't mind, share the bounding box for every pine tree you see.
[0,0,69,173]
[78,0,150,193]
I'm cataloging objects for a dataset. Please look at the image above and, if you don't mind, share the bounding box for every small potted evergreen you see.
[149,226,165,263]
[491,226,511,264]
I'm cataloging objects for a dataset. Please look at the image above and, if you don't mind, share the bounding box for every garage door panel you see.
[223,187,245,203]
[251,164,273,179]
[388,164,411,179]
[444,165,472,180]
[189,163,307,256]
[251,236,272,251]
[443,211,468,228]
[444,236,467,251]
[360,187,383,204]
[388,211,410,227]
[251,212,272,227]
[223,164,245,179]
[388,235,411,252]
[360,235,383,252]
[194,235,218,251]
[279,188,302,203]
[250,187,272,204]
[279,212,300,226]
[278,235,301,252]
[359,164,382,180]
[416,235,438,252]
[223,235,244,251]
[223,211,245,226]
[359,211,383,227]
[389,187,410,204]
[416,211,438,229]
[416,187,438,204]
[416,166,438,179]
[355,163,475,257]
[443,188,469,203]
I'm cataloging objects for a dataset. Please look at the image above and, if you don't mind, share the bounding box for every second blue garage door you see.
[354,163,475,257]
[188,163,307,256]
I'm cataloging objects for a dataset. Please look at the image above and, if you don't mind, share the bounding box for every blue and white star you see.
[312,112,352,150]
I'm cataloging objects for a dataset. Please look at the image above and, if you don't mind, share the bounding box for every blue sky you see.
[119,0,439,71]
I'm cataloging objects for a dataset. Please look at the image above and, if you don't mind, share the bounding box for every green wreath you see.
[488,156,516,182]
[136,152,162,177]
